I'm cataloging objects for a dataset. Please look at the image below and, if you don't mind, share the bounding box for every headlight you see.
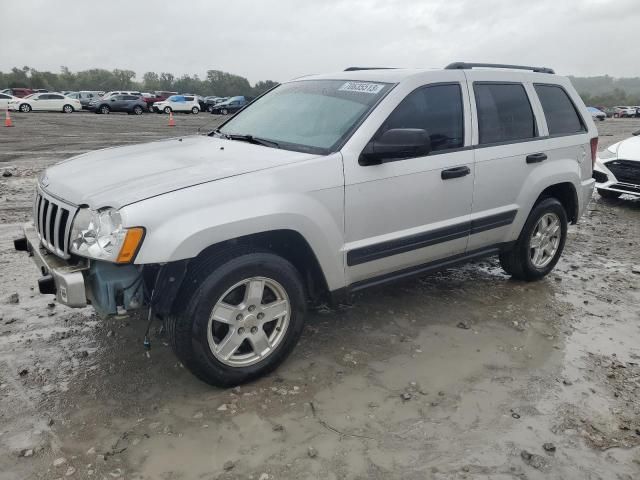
[70,208,144,263]
[598,148,617,160]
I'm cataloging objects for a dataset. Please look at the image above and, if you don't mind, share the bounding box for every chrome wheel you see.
[207,277,290,367]
[19,104,31,112]
[100,105,109,114]
[529,213,561,268]
[191,107,199,114]
[63,104,73,113]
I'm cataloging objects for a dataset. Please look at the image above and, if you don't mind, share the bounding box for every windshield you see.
[218,79,393,154]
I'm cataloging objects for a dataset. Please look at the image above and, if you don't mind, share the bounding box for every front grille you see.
[605,160,640,185]
[612,183,640,195]
[33,187,77,259]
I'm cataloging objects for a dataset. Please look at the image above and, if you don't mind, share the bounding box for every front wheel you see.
[19,103,31,113]
[100,105,110,114]
[598,188,621,199]
[499,197,567,281]
[164,106,172,114]
[166,248,306,387]
[221,108,228,115]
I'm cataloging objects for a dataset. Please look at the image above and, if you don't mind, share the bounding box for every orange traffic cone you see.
[168,111,175,127]
[4,108,13,127]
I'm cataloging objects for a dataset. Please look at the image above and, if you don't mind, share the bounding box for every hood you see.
[615,135,640,160]
[42,135,320,209]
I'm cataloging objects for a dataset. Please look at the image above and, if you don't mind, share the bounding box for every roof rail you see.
[344,67,396,71]
[445,62,555,74]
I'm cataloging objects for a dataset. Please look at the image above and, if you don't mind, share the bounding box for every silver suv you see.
[15,63,597,386]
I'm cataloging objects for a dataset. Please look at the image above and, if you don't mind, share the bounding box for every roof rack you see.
[344,67,396,71]
[445,62,555,74]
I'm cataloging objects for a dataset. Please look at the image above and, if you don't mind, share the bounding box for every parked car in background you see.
[209,96,252,115]
[633,106,640,118]
[66,91,102,110]
[0,92,20,110]
[152,95,200,114]
[594,130,640,198]
[89,94,147,115]
[1,87,33,98]
[140,93,169,111]
[613,106,636,118]
[204,96,228,112]
[587,107,606,121]
[100,91,143,100]
[8,92,81,113]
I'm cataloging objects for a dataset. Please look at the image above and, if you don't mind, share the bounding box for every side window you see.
[50,94,64,100]
[0,94,9,99]
[185,96,194,101]
[534,84,585,135]
[378,83,464,152]
[474,83,536,145]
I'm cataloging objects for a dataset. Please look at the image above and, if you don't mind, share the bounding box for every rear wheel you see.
[221,108,228,115]
[62,104,74,113]
[100,105,110,114]
[191,107,199,114]
[166,247,306,387]
[133,106,143,115]
[598,188,621,199]
[19,103,31,113]
[499,198,567,281]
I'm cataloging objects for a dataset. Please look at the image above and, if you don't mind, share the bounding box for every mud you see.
[0,114,639,479]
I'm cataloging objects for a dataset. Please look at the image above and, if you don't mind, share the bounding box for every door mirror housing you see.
[359,128,431,166]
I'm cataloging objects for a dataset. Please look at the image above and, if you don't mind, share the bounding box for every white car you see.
[0,92,20,110]
[152,95,200,114]
[15,62,596,386]
[593,131,640,198]
[9,92,82,113]
[613,106,636,118]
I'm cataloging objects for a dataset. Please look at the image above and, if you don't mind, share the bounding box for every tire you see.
[166,247,306,387]
[598,188,621,199]
[191,107,199,114]
[19,103,31,113]
[207,105,214,113]
[499,197,567,281]
[133,106,143,115]
[221,108,228,115]
[100,105,110,114]
[62,104,74,113]
[164,106,172,114]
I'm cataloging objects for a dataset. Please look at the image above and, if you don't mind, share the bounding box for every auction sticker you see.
[339,82,385,94]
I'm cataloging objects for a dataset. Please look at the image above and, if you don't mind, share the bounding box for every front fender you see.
[120,156,346,290]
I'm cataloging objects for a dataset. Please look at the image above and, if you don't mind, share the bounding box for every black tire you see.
[191,107,199,114]
[499,197,568,281]
[166,246,306,387]
[221,108,228,115]
[164,106,172,114]
[207,105,214,113]
[19,103,31,113]
[62,104,74,113]
[133,106,143,115]
[598,188,621,199]
[100,105,110,114]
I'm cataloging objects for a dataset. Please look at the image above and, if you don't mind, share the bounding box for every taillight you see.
[590,137,598,166]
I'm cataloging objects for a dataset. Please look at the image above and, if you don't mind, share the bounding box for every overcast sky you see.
[1,0,638,84]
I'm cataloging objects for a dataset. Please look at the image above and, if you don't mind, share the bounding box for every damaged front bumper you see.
[14,224,144,316]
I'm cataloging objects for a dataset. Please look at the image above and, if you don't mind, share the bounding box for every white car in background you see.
[613,106,637,118]
[593,130,640,198]
[0,92,20,110]
[8,92,82,113]
[152,94,200,114]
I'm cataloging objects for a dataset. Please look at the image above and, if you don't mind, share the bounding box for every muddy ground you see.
[0,113,639,480]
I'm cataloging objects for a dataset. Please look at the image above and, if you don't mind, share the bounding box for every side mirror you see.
[359,128,431,166]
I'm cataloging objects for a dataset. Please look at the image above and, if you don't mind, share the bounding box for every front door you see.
[343,81,475,285]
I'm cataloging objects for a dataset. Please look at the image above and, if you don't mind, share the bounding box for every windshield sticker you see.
[338,82,385,94]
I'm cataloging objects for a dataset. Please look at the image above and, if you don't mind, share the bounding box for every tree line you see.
[0,66,279,97]
[3,67,640,106]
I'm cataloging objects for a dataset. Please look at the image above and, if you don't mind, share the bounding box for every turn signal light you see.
[116,227,145,264]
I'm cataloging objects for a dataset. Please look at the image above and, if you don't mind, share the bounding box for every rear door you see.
[343,79,475,285]
[48,94,66,111]
[464,72,546,252]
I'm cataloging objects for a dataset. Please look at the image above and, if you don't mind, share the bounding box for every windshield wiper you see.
[226,133,280,149]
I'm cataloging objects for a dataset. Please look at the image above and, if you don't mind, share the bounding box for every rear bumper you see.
[14,225,88,308]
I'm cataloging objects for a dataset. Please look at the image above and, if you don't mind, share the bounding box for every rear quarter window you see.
[534,84,585,135]
[474,83,536,145]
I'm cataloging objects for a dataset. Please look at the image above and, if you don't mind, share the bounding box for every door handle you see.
[441,166,471,180]
[526,153,547,164]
